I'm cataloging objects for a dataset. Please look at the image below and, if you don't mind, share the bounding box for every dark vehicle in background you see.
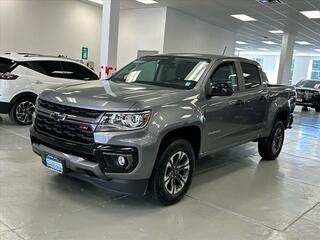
[295,80,320,112]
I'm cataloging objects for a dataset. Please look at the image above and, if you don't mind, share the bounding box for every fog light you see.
[118,156,127,167]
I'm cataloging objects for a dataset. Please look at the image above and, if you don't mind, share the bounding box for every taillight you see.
[0,72,19,80]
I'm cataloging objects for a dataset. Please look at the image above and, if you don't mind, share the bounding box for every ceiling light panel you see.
[87,0,103,4]
[136,0,158,4]
[231,14,257,22]
[236,41,248,45]
[296,41,311,45]
[258,48,269,51]
[269,30,284,34]
[300,10,320,19]
[262,41,278,45]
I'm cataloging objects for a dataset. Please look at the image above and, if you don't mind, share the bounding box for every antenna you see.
[222,46,227,56]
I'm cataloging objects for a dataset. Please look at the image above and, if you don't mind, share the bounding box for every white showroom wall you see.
[1,1,236,72]
[163,8,236,56]
[117,7,236,68]
[0,0,102,72]
[240,53,320,85]
[117,7,167,68]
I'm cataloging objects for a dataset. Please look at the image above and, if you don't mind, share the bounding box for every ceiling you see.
[119,0,320,55]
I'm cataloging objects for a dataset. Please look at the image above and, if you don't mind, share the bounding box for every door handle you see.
[259,96,266,101]
[235,99,245,105]
[35,80,43,84]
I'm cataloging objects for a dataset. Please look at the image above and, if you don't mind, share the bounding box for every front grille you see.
[35,114,95,144]
[296,90,317,101]
[38,99,103,119]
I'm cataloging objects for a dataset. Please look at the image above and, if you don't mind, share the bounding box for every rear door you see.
[22,60,67,91]
[239,61,268,140]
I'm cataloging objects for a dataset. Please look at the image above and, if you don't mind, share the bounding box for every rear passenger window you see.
[241,62,261,89]
[26,61,65,78]
[210,62,239,91]
[0,57,17,73]
[61,62,98,80]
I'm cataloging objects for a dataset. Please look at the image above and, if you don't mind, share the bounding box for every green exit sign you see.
[82,47,88,60]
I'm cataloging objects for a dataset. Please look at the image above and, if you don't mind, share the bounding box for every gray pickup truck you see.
[30,54,295,205]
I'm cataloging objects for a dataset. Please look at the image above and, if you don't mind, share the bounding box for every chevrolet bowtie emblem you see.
[50,112,67,122]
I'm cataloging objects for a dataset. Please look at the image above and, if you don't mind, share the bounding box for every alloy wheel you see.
[15,101,35,124]
[164,151,190,195]
[272,127,284,155]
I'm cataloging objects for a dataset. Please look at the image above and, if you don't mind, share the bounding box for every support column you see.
[100,0,120,79]
[277,33,296,85]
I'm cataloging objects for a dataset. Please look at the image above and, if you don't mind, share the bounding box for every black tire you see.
[149,138,195,206]
[258,121,285,161]
[9,98,36,125]
[315,105,320,113]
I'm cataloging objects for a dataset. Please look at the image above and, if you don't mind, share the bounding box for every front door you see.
[203,61,247,153]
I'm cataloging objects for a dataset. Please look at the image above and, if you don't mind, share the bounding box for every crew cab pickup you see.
[30,54,295,205]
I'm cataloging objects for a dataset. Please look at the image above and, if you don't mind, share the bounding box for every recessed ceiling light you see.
[269,30,284,34]
[87,0,103,4]
[314,49,320,52]
[135,0,158,4]
[236,41,248,45]
[262,41,278,45]
[235,48,245,51]
[258,48,269,51]
[231,14,257,22]
[300,10,320,19]
[296,41,311,45]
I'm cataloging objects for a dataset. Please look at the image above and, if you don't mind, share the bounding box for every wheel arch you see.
[273,108,290,129]
[9,92,38,111]
[157,125,202,161]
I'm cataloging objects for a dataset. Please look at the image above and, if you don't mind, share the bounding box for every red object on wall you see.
[105,66,114,75]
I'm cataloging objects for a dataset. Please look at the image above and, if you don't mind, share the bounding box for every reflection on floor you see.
[0,106,319,240]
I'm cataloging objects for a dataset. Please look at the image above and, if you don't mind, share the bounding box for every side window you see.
[210,62,239,91]
[26,61,65,78]
[61,62,98,80]
[241,62,261,89]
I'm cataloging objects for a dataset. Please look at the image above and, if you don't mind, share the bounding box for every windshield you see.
[296,80,320,89]
[109,56,210,89]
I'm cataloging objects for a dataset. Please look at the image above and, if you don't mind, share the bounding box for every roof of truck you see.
[145,53,258,64]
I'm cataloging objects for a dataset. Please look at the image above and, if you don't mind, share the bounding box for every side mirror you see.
[210,82,234,97]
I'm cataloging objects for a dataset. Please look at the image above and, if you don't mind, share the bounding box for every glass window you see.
[296,80,320,89]
[311,60,320,80]
[0,57,17,73]
[25,61,65,78]
[110,56,210,89]
[61,62,98,80]
[210,62,239,91]
[241,62,261,89]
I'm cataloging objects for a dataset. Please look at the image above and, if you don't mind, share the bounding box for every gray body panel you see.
[31,54,295,191]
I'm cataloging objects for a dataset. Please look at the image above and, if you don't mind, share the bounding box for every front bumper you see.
[30,127,155,195]
[0,101,10,114]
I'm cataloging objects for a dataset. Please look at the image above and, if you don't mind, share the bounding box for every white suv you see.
[0,53,99,125]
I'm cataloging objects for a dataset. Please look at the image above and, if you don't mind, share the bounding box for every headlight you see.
[96,111,151,131]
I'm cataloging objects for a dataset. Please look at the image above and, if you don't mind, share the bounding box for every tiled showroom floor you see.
[0,107,319,240]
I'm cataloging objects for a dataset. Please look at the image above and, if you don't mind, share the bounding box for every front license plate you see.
[296,98,303,102]
[46,155,64,174]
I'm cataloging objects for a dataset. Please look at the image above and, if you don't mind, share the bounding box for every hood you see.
[39,80,193,111]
